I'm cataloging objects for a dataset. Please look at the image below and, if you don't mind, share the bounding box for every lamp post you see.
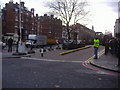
[19,0,22,42]
[13,0,26,55]
[18,0,26,54]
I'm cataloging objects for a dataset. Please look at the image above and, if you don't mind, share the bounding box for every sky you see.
[0,0,119,35]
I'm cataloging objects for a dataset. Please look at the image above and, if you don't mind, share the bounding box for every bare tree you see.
[47,0,90,40]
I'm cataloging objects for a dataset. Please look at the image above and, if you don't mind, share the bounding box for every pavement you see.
[90,52,119,73]
[1,45,120,73]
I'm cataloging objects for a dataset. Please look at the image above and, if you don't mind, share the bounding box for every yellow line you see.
[99,49,105,56]
[60,46,91,55]
[85,49,105,63]
[86,56,94,63]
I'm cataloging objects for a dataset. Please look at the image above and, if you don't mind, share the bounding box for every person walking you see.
[93,38,100,59]
[104,39,109,55]
[8,37,13,52]
[117,36,120,66]
[114,38,118,57]
[109,37,117,55]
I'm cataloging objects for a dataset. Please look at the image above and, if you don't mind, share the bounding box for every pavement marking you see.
[60,46,92,55]
[21,48,105,64]
[21,57,83,63]
[85,49,105,63]
[82,60,120,76]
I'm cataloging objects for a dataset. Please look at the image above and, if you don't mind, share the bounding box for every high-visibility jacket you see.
[94,39,100,48]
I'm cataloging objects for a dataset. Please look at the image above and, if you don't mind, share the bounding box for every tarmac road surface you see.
[2,57,118,88]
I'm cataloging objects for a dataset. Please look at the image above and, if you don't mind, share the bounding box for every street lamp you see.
[13,0,26,55]
[19,0,23,42]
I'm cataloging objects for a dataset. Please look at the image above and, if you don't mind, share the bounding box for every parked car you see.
[25,40,36,48]
[0,41,6,49]
[13,40,17,45]
[62,40,85,50]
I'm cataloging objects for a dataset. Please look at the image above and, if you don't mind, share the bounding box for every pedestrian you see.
[8,37,13,52]
[93,38,100,59]
[114,38,118,57]
[109,37,117,55]
[117,36,120,66]
[104,39,109,55]
[40,46,44,57]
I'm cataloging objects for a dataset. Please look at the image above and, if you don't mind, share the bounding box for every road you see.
[2,46,119,88]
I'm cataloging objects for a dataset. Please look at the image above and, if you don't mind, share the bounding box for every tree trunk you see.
[66,23,71,40]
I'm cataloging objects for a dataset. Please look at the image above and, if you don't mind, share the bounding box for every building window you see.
[13,8,19,13]
[21,17,24,22]
[15,22,18,28]
[26,13,29,16]
[15,16,18,21]
[21,10,23,14]
[32,27,34,30]
[21,24,23,29]
[15,29,18,34]
[25,30,27,34]
[25,18,28,22]
[16,8,18,13]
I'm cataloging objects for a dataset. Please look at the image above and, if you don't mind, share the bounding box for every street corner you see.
[89,58,120,73]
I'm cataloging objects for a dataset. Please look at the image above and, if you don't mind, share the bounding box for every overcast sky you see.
[0,0,119,35]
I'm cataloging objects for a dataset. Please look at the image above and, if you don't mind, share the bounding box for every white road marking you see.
[21,57,82,63]
[21,48,104,64]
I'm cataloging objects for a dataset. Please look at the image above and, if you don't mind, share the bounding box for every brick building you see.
[114,18,120,37]
[2,1,62,42]
[74,24,96,44]
[2,1,38,41]
[39,14,62,40]
[62,23,96,44]
[114,1,120,37]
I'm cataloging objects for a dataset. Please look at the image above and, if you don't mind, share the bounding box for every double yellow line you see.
[85,49,105,63]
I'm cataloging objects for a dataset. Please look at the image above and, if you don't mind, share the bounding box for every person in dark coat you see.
[109,37,118,55]
[117,36,120,66]
[104,39,109,55]
[8,37,13,52]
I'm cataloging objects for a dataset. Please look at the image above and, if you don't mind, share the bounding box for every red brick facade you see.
[2,1,62,41]
[39,14,62,40]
